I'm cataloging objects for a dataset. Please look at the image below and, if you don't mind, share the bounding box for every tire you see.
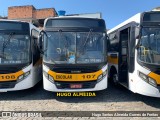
[112,73,118,85]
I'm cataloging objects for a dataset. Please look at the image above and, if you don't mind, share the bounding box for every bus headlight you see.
[43,71,54,83]
[103,70,107,76]
[139,72,148,82]
[43,71,48,78]
[139,71,157,87]
[148,78,157,87]
[98,74,103,80]
[24,71,30,77]
[49,75,54,81]
[97,70,107,82]
[17,71,30,83]
[18,75,24,80]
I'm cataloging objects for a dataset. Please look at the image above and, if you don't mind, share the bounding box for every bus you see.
[107,11,160,97]
[0,20,42,92]
[39,16,108,92]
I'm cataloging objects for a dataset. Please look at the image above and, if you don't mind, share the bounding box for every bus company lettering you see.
[56,75,72,80]
[73,92,96,96]
[57,92,72,97]
[56,92,96,97]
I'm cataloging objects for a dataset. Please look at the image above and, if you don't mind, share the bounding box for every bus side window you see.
[108,31,118,52]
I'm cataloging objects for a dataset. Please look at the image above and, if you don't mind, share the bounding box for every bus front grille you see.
[155,70,160,75]
[52,68,99,74]
[0,81,16,89]
[55,81,97,89]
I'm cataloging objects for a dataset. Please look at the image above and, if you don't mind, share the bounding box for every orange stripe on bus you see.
[0,71,24,82]
[148,72,160,85]
[48,70,103,82]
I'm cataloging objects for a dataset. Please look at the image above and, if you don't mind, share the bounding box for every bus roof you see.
[107,13,141,34]
[0,19,29,23]
[44,16,104,27]
[0,19,40,33]
[45,16,103,20]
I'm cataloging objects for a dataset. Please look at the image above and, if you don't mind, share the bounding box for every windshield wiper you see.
[58,29,69,46]
[83,29,93,47]
[1,32,15,58]
[58,29,69,53]
[78,29,93,54]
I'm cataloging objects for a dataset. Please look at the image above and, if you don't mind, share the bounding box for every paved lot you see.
[0,80,160,120]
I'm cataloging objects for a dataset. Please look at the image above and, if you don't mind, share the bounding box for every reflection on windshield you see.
[0,33,30,64]
[76,33,104,63]
[138,28,160,64]
[44,32,105,64]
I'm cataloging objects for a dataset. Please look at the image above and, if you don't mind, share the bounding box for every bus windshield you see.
[0,33,30,64]
[138,27,160,65]
[44,32,106,64]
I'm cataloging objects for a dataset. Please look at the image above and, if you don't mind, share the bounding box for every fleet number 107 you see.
[82,75,96,79]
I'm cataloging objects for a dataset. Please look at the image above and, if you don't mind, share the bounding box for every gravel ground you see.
[0,80,159,120]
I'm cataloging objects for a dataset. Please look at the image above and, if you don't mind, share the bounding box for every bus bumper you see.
[43,75,107,92]
[134,78,160,97]
[0,74,38,92]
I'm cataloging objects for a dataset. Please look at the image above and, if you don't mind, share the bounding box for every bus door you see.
[118,28,130,87]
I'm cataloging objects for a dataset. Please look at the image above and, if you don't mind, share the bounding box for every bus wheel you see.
[113,74,118,85]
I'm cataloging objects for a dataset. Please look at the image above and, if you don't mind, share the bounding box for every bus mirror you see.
[106,36,110,52]
[135,40,141,49]
[135,26,141,49]
[38,33,43,54]
[135,26,140,39]
[38,30,48,54]
[135,44,139,49]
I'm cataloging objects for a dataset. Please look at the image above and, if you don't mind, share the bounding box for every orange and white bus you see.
[39,16,108,92]
[0,20,41,92]
[108,11,160,97]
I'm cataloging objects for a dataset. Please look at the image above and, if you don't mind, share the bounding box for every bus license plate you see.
[70,84,82,89]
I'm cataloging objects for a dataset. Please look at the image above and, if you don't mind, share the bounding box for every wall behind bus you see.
[8,5,57,27]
